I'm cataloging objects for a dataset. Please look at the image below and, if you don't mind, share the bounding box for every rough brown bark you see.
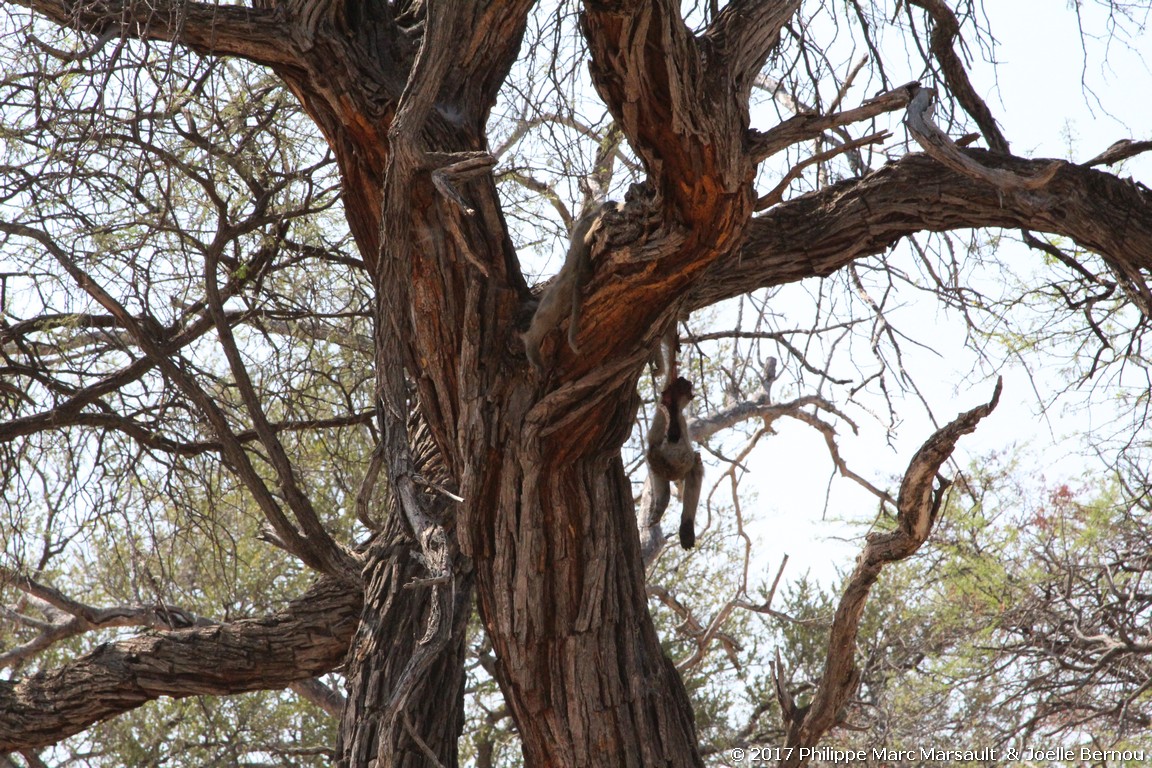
[0,577,361,752]
[337,534,472,768]
[467,448,703,767]
[337,415,473,768]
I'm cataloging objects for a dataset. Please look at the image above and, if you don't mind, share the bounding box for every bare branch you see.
[755,130,891,211]
[0,567,213,669]
[906,0,1009,153]
[695,152,1152,315]
[1083,139,1152,168]
[779,379,1001,760]
[203,241,353,578]
[750,83,917,163]
[785,407,896,508]
[289,678,346,719]
[28,24,116,61]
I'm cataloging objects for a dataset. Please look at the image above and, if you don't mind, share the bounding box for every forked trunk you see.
[317,117,705,767]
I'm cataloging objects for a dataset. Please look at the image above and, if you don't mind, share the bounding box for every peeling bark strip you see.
[0,577,361,752]
[777,380,1002,766]
[338,413,473,768]
[904,88,1061,191]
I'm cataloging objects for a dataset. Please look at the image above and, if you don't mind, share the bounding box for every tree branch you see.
[749,82,917,163]
[0,576,361,752]
[907,0,1009,153]
[1083,139,1152,168]
[755,130,890,211]
[0,567,214,669]
[695,151,1152,314]
[780,379,1001,760]
[203,243,352,582]
[702,0,799,101]
[450,1,535,113]
[289,678,346,719]
[904,87,1061,191]
[0,221,353,578]
[8,0,298,68]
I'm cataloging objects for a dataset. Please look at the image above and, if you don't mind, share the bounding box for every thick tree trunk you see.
[466,448,703,767]
[288,54,707,765]
[361,163,705,766]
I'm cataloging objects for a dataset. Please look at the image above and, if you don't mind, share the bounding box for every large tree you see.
[1,0,1150,766]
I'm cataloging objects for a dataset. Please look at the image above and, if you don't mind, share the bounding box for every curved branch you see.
[907,0,1009,153]
[696,151,1152,312]
[9,0,298,68]
[904,87,1061,191]
[780,379,1002,761]
[0,576,361,752]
